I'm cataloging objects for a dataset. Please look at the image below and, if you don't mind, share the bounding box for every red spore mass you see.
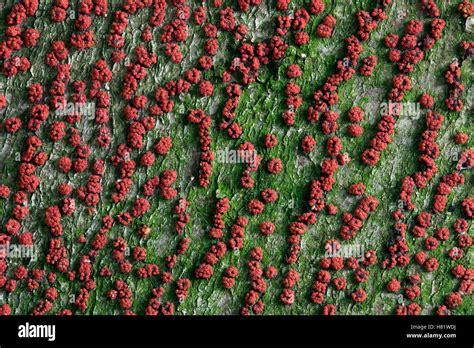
[0,0,471,319]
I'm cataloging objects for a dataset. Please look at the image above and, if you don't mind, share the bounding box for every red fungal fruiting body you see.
[445,292,462,309]
[360,55,377,76]
[388,49,401,62]
[458,1,474,18]
[0,185,11,198]
[198,80,214,96]
[351,288,367,303]
[348,182,366,196]
[259,221,275,235]
[261,188,278,203]
[348,124,364,137]
[386,278,401,292]
[57,156,72,173]
[265,266,277,279]
[326,204,338,215]
[248,199,264,215]
[263,134,278,149]
[454,132,468,144]
[222,276,235,289]
[301,135,316,154]
[333,276,346,290]
[154,137,172,156]
[384,33,399,48]
[419,93,434,109]
[347,106,364,122]
[267,158,283,174]
[287,64,302,78]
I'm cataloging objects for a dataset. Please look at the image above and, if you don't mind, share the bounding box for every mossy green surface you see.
[0,0,472,315]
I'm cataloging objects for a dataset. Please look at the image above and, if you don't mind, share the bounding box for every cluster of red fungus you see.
[241,247,269,314]
[347,106,365,138]
[362,12,445,167]
[1,0,38,77]
[194,198,229,280]
[0,0,471,317]
[444,62,464,111]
